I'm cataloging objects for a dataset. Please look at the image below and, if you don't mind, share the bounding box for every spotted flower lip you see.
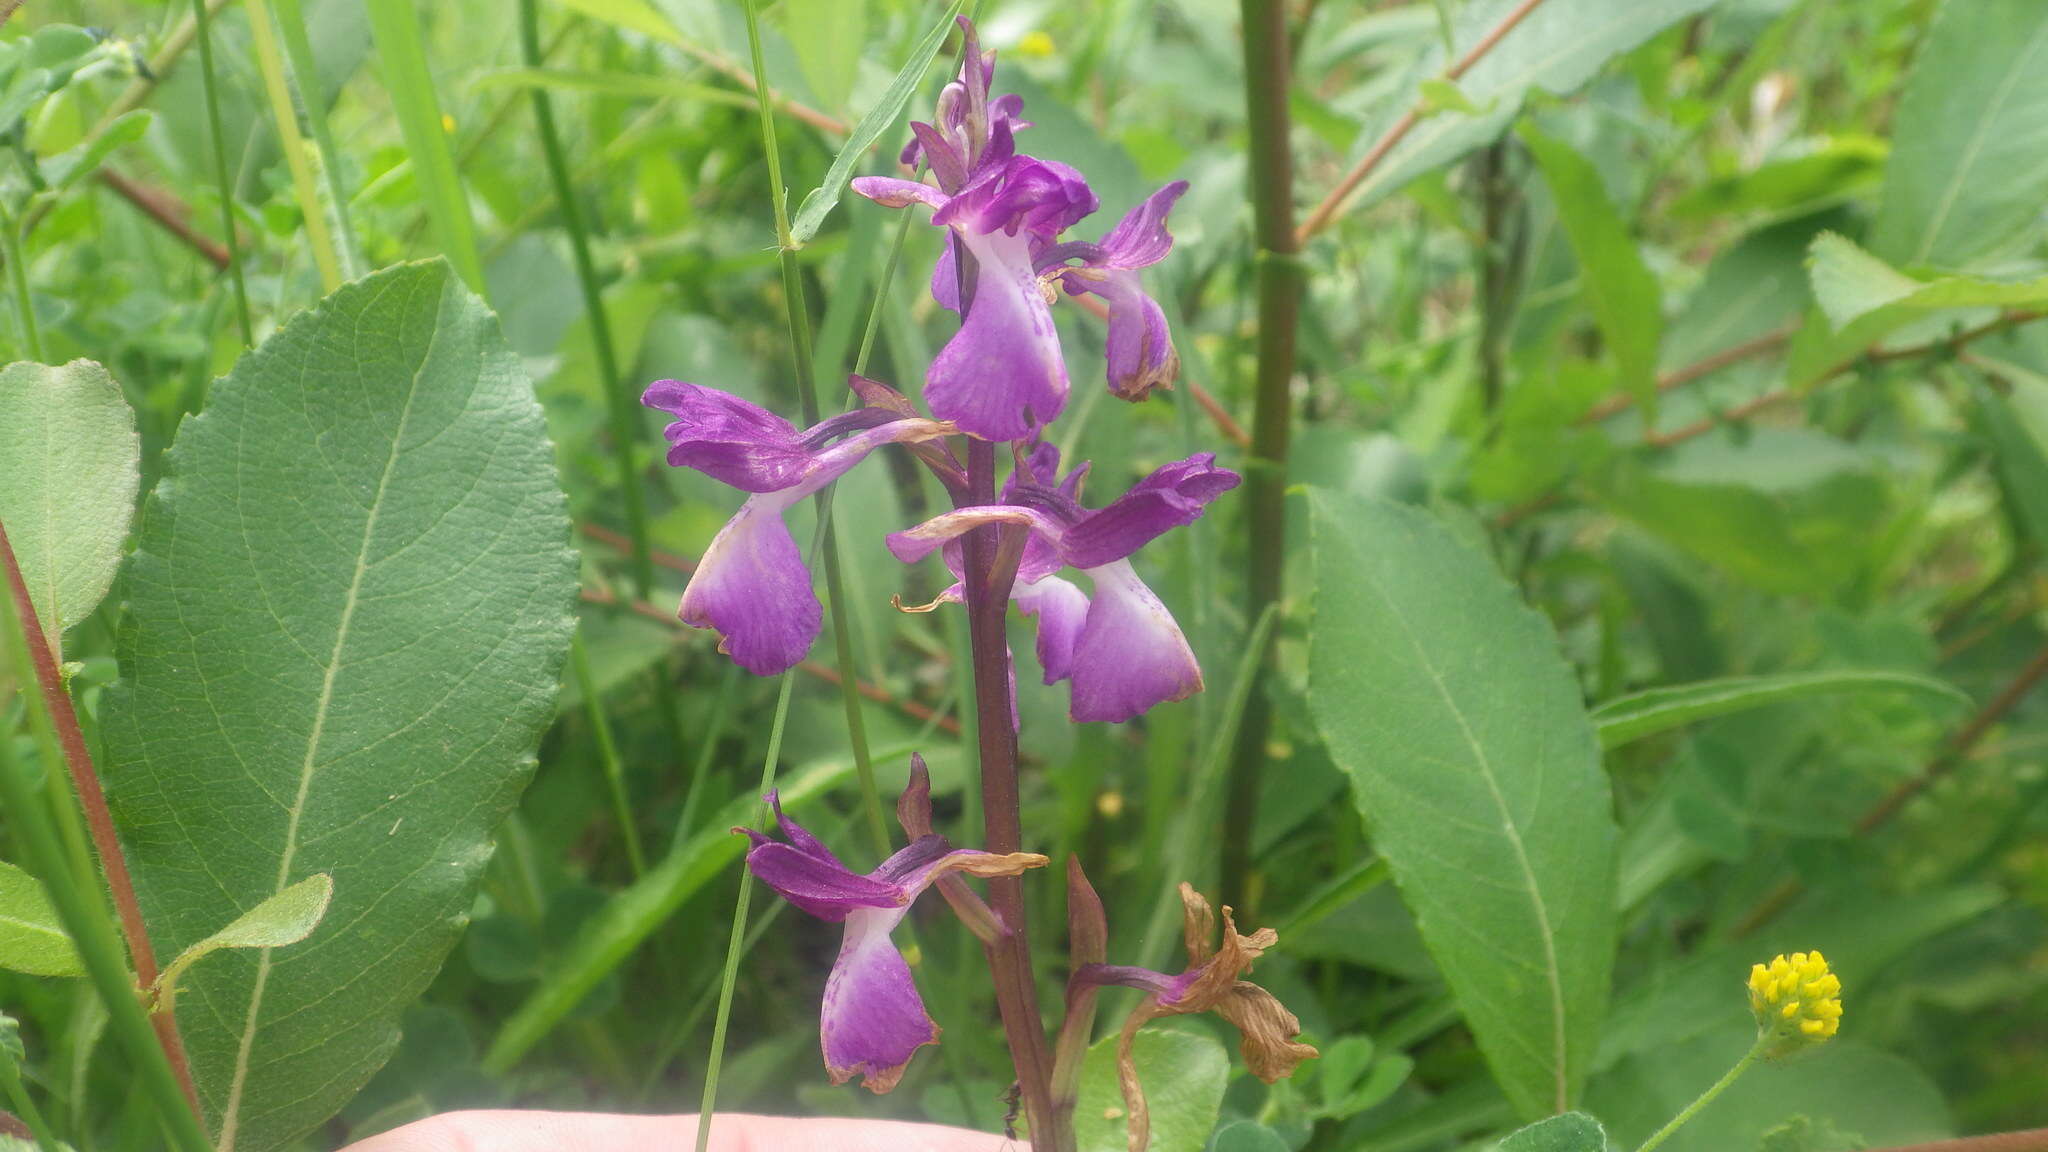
[738,778,1047,1092]
[884,448,1239,722]
[641,381,952,674]
[1072,884,1317,1152]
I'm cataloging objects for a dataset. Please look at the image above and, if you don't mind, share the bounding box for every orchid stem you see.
[739,0,891,862]
[1221,0,1304,918]
[693,670,795,1152]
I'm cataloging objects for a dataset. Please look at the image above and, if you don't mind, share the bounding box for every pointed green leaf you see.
[0,861,82,978]
[1592,671,1968,749]
[789,0,964,246]
[1809,233,2048,333]
[1308,492,1617,1120]
[1073,1029,1228,1152]
[1977,359,2048,548]
[153,875,334,1009]
[103,260,577,1151]
[0,360,140,649]
[1871,0,2048,268]
[1495,1112,1610,1152]
[1524,127,1663,411]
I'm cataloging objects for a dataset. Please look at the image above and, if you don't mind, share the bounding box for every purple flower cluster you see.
[643,19,1233,725]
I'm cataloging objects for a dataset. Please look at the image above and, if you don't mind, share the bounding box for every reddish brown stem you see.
[0,521,200,1114]
[1295,0,1550,242]
[95,167,231,270]
[1872,1129,2048,1152]
[1578,326,1796,425]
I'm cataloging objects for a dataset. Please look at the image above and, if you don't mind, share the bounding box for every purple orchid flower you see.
[739,765,1047,1092]
[1071,883,1318,1152]
[1039,180,1190,402]
[641,382,953,674]
[854,152,1097,443]
[884,445,1238,723]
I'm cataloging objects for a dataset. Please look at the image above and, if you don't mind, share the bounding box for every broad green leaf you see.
[781,0,866,113]
[39,108,151,196]
[1669,136,1886,222]
[1591,1032,1949,1152]
[1871,0,2048,268]
[789,0,964,245]
[103,260,577,1152]
[0,360,140,648]
[1595,430,1892,599]
[1073,1028,1228,1152]
[1211,1121,1291,1152]
[153,875,334,1010]
[1338,0,1719,209]
[1308,492,1617,1120]
[1523,126,1662,409]
[483,757,852,1072]
[0,860,82,978]
[1312,1034,1412,1120]
[1591,671,1967,749]
[1808,233,2048,333]
[1496,1112,1610,1152]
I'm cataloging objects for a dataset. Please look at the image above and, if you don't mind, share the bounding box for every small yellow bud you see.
[1096,790,1125,819]
[1018,30,1056,59]
[441,113,456,134]
[1747,951,1842,1056]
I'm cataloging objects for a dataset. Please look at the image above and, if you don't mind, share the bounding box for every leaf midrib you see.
[215,276,442,1151]
[1353,524,1571,1112]
[1909,15,2048,265]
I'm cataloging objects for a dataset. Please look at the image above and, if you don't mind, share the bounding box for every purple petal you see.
[768,790,845,867]
[884,505,1064,566]
[640,381,812,492]
[678,495,820,674]
[745,842,906,922]
[821,907,935,1092]
[1014,574,1089,683]
[1072,962,1197,1000]
[1097,271,1180,400]
[851,176,949,212]
[1095,181,1187,270]
[926,230,1068,440]
[930,231,960,313]
[936,155,1096,242]
[1061,454,1239,569]
[1067,560,1202,723]
[909,121,967,192]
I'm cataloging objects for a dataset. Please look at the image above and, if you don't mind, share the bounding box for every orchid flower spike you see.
[641,381,952,674]
[738,776,1047,1092]
[886,444,1239,722]
[1073,884,1318,1152]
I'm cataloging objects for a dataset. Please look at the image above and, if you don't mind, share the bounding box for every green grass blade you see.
[242,0,341,292]
[364,0,484,291]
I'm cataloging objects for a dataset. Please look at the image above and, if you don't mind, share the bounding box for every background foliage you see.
[1,0,2046,1149]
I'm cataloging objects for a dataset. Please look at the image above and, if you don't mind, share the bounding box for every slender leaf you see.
[482,757,851,1073]
[1978,361,2048,549]
[103,260,577,1151]
[1308,491,1616,1120]
[1340,0,1719,209]
[789,0,963,245]
[1871,0,2048,268]
[1523,126,1662,409]
[552,0,685,46]
[0,359,139,648]
[1809,233,2048,333]
[0,860,82,978]
[364,0,484,291]
[1592,671,1968,749]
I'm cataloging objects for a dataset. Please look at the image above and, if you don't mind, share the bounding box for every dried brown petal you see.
[1214,983,1319,1083]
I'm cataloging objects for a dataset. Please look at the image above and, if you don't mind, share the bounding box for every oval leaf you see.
[1307,492,1617,1120]
[1592,671,1968,750]
[0,359,139,648]
[1074,1028,1228,1152]
[103,260,577,1152]
[1496,1112,1610,1152]
[153,875,336,1010]
[0,859,82,978]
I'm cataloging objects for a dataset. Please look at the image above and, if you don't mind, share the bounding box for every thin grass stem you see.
[190,0,253,345]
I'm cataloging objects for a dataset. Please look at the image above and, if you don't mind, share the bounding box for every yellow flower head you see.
[1747,951,1842,1055]
[1017,30,1056,59]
